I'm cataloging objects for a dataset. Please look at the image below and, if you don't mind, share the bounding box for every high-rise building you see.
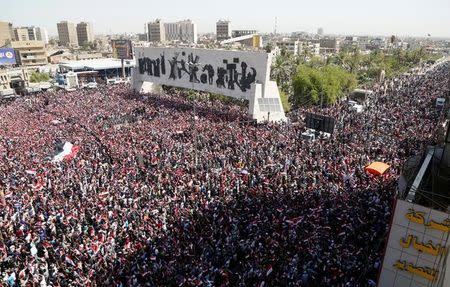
[317,27,324,36]
[27,26,43,41]
[11,40,48,66]
[76,22,94,46]
[164,20,197,44]
[13,27,30,41]
[216,20,231,42]
[178,20,197,44]
[147,19,165,43]
[57,21,78,46]
[13,26,43,42]
[41,28,49,44]
[0,21,14,47]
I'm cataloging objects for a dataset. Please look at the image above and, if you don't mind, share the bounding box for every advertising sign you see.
[378,199,450,286]
[111,40,133,60]
[0,48,16,65]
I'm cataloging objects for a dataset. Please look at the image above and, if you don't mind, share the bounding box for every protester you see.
[0,61,448,287]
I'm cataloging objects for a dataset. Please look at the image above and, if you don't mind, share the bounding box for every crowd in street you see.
[0,61,448,287]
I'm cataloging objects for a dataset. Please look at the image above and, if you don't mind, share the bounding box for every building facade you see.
[232,30,257,38]
[27,27,43,41]
[76,22,94,46]
[0,21,14,47]
[12,26,43,42]
[319,38,340,54]
[216,20,231,42]
[277,40,300,55]
[163,20,197,44]
[147,20,165,43]
[11,41,48,66]
[57,21,78,46]
[13,28,30,41]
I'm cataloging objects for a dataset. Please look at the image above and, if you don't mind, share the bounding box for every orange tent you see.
[365,162,390,175]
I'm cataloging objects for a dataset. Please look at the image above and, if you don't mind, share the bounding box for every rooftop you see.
[59,58,136,70]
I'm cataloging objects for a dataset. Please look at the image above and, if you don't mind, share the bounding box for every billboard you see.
[378,199,450,286]
[134,47,270,101]
[0,48,16,65]
[304,113,336,134]
[111,40,133,60]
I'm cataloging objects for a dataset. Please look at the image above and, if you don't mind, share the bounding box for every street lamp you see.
[188,60,201,168]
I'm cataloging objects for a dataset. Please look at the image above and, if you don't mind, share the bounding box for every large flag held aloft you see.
[52,142,80,162]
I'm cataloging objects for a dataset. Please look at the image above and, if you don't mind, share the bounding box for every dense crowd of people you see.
[0,60,449,286]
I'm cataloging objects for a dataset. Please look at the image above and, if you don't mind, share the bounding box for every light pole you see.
[188,61,201,168]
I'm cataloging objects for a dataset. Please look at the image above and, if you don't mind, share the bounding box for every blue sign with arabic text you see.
[0,48,16,65]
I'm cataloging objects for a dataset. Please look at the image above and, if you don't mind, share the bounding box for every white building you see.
[164,20,197,44]
[299,41,320,56]
[276,40,300,55]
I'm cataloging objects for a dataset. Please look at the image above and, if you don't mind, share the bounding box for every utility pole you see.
[121,59,125,78]
[189,60,201,169]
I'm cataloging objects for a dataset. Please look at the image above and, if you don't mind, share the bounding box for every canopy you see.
[365,162,390,175]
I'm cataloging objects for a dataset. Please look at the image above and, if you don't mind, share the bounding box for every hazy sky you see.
[3,0,450,37]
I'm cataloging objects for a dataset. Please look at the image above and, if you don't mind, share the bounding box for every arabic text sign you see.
[379,200,450,286]
[0,48,16,65]
[134,47,270,100]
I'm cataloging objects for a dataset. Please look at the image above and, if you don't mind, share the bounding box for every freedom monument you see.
[132,47,287,122]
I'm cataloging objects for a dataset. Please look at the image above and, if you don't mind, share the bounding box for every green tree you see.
[292,64,356,109]
[30,72,50,83]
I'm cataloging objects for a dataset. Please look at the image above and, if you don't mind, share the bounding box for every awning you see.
[365,162,390,175]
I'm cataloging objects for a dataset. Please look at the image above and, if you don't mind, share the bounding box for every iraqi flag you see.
[52,142,80,162]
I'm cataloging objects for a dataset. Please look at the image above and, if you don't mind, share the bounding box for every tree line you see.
[271,47,442,110]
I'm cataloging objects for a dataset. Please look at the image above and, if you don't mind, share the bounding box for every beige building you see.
[147,20,165,43]
[12,26,44,42]
[57,21,78,46]
[76,22,94,46]
[11,41,48,66]
[13,27,30,41]
[0,21,14,47]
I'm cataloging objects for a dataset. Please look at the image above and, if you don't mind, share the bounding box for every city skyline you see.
[3,0,450,38]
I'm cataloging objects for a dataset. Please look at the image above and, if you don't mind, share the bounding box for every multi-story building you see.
[137,33,148,42]
[276,40,300,55]
[12,26,44,42]
[147,19,165,43]
[164,20,197,44]
[27,26,43,41]
[11,41,48,66]
[13,27,30,41]
[319,38,340,54]
[298,41,320,57]
[0,21,14,47]
[179,20,197,44]
[216,20,231,42]
[317,27,324,36]
[76,22,94,46]
[232,30,257,38]
[57,21,78,46]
